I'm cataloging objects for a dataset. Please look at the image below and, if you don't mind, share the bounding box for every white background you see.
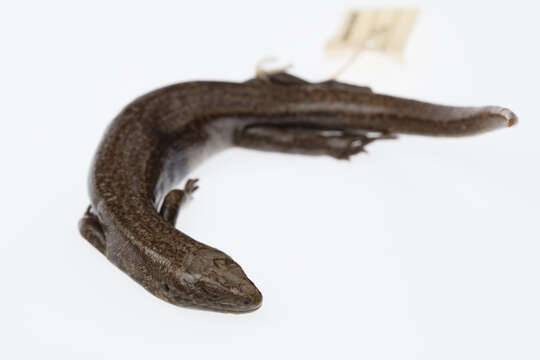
[1,0,539,359]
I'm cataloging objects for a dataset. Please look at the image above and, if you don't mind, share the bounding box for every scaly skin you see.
[79,72,517,313]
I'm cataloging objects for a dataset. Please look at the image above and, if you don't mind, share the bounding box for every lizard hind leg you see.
[316,79,372,94]
[245,70,372,94]
[245,70,309,86]
[235,125,396,160]
[329,130,396,159]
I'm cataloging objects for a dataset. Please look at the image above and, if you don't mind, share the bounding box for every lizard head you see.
[159,247,262,313]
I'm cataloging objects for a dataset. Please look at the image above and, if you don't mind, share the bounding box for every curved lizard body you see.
[79,73,516,313]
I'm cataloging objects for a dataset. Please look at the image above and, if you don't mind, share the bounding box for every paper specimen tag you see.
[326,9,419,58]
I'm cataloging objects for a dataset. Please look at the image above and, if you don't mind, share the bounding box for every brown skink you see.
[79,72,517,313]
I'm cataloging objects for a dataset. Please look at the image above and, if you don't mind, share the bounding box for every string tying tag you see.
[326,9,419,78]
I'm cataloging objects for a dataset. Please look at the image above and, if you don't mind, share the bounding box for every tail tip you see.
[499,107,518,127]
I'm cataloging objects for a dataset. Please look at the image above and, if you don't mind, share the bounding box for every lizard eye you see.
[213,258,236,269]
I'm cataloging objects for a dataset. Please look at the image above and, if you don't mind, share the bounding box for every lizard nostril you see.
[163,284,170,292]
